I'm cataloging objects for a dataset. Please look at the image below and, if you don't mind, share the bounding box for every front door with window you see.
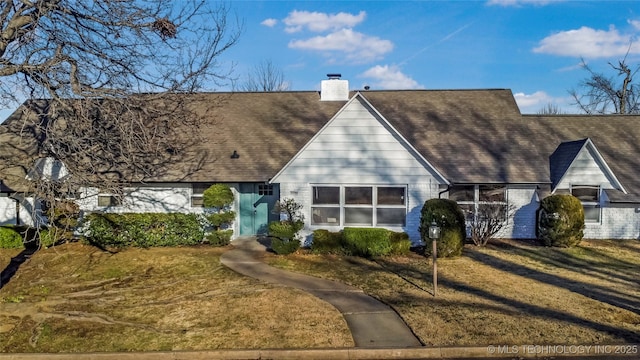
[239,183,279,236]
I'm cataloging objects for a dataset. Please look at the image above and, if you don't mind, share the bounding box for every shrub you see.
[38,228,64,248]
[342,227,392,257]
[311,229,347,255]
[0,227,23,249]
[85,213,204,248]
[270,237,300,255]
[268,198,305,254]
[203,184,235,243]
[41,199,80,246]
[205,229,233,247]
[202,184,234,208]
[268,221,303,242]
[538,195,584,247]
[420,199,466,258]
[389,231,411,255]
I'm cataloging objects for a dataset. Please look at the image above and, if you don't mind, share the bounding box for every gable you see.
[552,139,625,192]
[271,95,447,184]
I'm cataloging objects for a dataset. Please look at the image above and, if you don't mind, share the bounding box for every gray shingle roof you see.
[549,139,588,189]
[1,89,639,202]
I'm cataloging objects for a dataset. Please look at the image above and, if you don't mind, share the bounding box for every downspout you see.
[438,185,451,199]
[14,196,20,226]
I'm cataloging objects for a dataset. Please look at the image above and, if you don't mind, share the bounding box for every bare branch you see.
[239,59,290,92]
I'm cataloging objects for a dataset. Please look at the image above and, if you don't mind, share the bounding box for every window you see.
[571,185,600,223]
[449,185,508,223]
[312,186,340,225]
[191,183,214,207]
[98,195,120,207]
[258,184,274,196]
[311,185,406,227]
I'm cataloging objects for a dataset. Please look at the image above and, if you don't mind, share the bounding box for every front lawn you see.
[268,238,640,346]
[1,238,638,352]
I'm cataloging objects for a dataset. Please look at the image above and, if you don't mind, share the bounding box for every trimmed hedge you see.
[538,194,584,247]
[0,227,23,249]
[85,213,204,248]
[312,228,411,257]
[420,198,466,258]
[311,229,347,255]
[343,227,392,257]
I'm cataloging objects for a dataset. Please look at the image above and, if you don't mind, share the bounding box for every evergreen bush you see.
[420,198,466,257]
[538,194,584,247]
[389,231,411,255]
[0,227,23,249]
[342,227,392,257]
[202,184,235,246]
[270,237,300,255]
[268,198,304,254]
[85,213,204,248]
[311,229,346,254]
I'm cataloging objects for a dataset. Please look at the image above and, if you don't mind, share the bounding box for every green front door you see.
[239,183,279,236]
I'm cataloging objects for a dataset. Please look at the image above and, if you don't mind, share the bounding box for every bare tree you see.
[0,1,241,240]
[537,103,564,115]
[239,60,290,92]
[569,54,640,114]
[468,203,515,247]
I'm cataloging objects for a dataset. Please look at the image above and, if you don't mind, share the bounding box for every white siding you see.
[78,183,241,238]
[78,184,193,213]
[499,186,539,239]
[0,195,40,227]
[274,97,443,244]
[584,206,640,239]
[274,98,441,184]
[556,146,617,189]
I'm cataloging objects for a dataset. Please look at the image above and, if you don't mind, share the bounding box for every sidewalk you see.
[219,237,422,349]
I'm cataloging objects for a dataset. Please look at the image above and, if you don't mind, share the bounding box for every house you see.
[1,77,639,243]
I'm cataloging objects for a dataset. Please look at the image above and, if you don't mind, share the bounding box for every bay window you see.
[311,185,407,227]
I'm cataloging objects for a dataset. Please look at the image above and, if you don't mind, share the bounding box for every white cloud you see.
[513,91,573,113]
[628,19,640,30]
[289,29,393,63]
[533,25,640,58]
[486,0,559,6]
[283,10,366,33]
[359,65,423,90]
[261,18,278,27]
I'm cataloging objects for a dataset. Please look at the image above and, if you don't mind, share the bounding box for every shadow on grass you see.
[368,245,640,343]
[381,274,640,343]
[464,249,639,315]
[0,246,38,290]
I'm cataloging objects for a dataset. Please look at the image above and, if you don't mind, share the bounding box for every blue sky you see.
[1,0,639,121]
[220,0,640,114]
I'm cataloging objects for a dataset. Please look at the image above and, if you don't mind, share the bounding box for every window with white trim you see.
[571,185,600,223]
[311,185,406,227]
[191,183,214,207]
[449,185,508,223]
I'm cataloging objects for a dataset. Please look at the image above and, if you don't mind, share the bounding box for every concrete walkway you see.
[219,237,423,349]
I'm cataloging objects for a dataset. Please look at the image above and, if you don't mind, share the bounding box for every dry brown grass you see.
[2,239,638,352]
[268,239,640,347]
[0,243,353,352]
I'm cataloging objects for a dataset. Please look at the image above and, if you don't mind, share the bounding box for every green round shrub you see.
[0,227,23,249]
[420,198,466,257]
[203,184,234,208]
[538,194,584,247]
